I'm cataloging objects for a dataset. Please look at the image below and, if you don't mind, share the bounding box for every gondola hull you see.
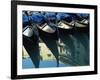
[57,21,89,34]
[38,26,58,40]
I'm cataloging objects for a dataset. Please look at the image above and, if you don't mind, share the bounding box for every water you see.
[22,58,71,69]
[22,33,89,69]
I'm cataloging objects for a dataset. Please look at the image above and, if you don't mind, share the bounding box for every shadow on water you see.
[59,29,89,66]
[23,27,89,68]
[59,30,77,66]
[73,32,89,65]
[23,33,40,68]
[38,28,59,67]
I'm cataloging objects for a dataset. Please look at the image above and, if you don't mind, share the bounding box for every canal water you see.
[22,33,89,69]
[22,58,71,69]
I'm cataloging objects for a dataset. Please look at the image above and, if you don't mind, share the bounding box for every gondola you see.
[57,19,89,34]
[57,20,74,34]
[68,13,89,33]
[74,19,89,33]
[37,23,58,40]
